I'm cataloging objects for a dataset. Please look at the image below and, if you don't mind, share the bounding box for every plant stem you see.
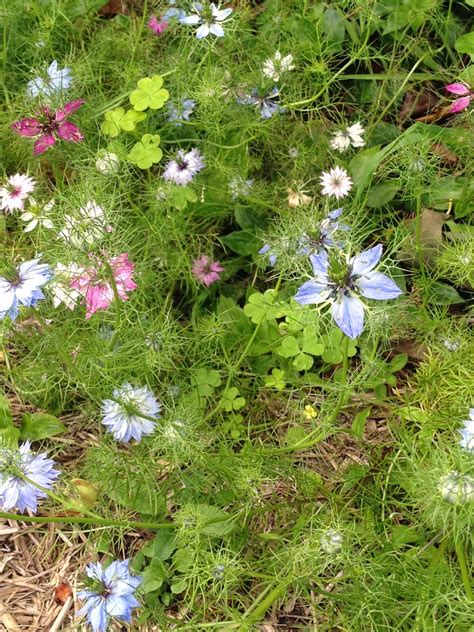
[242,580,291,627]
[0,511,175,530]
[454,537,473,601]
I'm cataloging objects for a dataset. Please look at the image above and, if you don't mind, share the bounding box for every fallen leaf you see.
[398,208,448,265]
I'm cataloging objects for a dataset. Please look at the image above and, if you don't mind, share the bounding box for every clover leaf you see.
[264,368,286,391]
[168,186,198,210]
[221,387,246,412]
[243,290,285,324]
[127,134,163,169]
[192,368,222,397]
[101,107,146,137]
[130,76,170,111]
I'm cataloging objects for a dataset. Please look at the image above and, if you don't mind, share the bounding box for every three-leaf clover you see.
[101,107,146,137]
[168,186,198,210]
[264,368,286,391]
[221,387,246,412]
[130,76,170,111]
[243,290,285,324]
[127,134,163,169]
[192,368,222,397]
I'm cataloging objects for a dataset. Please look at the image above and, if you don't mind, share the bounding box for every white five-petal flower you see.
[181,2,233,39]
[20,199,54,232]
[330,122,366,153]
[262,51,295,82]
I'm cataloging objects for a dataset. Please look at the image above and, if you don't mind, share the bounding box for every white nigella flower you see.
[262,51,295,82]
[20,199,54,232]
[458,408,474,453]
[329,122,366,153]
[49,262,84,309]
[58,200,111,248]
[442,338,461,352]
[181,2,233,39]
[101,383,161,443]
[438,471,474,504]
[0,174,36,213]
[96,152,120,175]
[229,176,253,200]
[321,529,343,554]
[320,166,353,199]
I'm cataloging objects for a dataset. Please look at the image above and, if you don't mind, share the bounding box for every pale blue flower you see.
[459,409,474,453]
[298,208,349,254]
[166,98,196,125]
[0,442,59,513]
[181,2,233,39]
[78,559,142,632]
[259,243,278,266]
[237,86,284,119]
[163,0,186,20]
[101,383,161,443]
[295,245,402,339]
[27,60,72,98]
[0,258,52,321]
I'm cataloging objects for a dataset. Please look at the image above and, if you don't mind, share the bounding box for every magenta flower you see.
[192,256,223,287]
[148,15,169,35]
[11,100,85,155]
[445,83,472,113]
[70,253,137,319]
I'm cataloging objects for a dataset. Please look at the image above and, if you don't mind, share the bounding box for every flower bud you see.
[96,152,120,175]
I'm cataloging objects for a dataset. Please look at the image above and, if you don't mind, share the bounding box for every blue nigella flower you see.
[0,441,59,513]
[237,86,284,119]
[27,60,73,98]
[298,208,349,255]
[78,559,142,632]
[164,0,186,21]
[0,258,52,321]
[166,98,196,125]
[295,245,402,339]
[459,408,474,453]
[101,383,161,443]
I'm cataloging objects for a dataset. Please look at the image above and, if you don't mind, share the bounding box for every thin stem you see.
[242,580,291,627]
[0,511,175,530]
[454,537,473,601]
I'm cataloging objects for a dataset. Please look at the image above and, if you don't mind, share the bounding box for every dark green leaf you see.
[20,413,66,441]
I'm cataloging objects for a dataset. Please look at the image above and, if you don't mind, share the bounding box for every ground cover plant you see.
[1,0,473,630]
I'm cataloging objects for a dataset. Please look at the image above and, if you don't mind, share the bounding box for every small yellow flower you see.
[304,404,317,420]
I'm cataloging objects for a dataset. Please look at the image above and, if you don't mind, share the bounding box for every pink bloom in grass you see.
[445,82,472,113]
[71,253,137,319]
[192,256,223,287]
[11,100,85,155]
[148,15,169,35]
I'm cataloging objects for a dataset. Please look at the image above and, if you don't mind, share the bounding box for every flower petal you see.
[209,23,225,37]
[445,82,470,95]
[11,118,42,137]
[181,14,201,24]
[295,280,329,305]
[196,23,210,38]
[356,271,403,300]
[33,134,56,155]
[57,121,84,142]
[350,244,382,276]
[331,294,364,339]
[450,96,471,113]
[55,99,85,120]
[309,250,330,279]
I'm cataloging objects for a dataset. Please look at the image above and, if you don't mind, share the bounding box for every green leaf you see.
[322,348,343,364]
[349,145,384,189]
[173,549,194,572]
[192,368,221,397]
[170,579,187,594]
[101,107,146,137]
[321,8,346,53]
[141,531,177,561]
[221,387,245,412]
[167,186,197,210]
[197,504,236,536]
[220,229,259,256]
[277,335,300,358]
[455,31,474,58]
[243,290,284,324]
[127,134,162,169]
[20,413,66,441]
[424,282,465,305]
[350,407,371,440]
[142,559,168,594]
[301,327,325,355]
[264,368,286,391]
[388,354,408,372]
[0,395,19,447]
[130,76,170,111]
[293,352,314,371]
[366,181,400,207]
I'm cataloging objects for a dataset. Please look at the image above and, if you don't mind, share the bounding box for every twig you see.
[50,596,73,632]
[0,600,21,631]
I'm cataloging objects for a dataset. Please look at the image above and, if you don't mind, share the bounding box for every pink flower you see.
[70,253,137,319]
[192,256,223,287]
[148,15,169,35]
[445,82,472,113]
[11,100,85,155]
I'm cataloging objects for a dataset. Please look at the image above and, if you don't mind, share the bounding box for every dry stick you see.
[0,601,21,632]
[50,596,74,632]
